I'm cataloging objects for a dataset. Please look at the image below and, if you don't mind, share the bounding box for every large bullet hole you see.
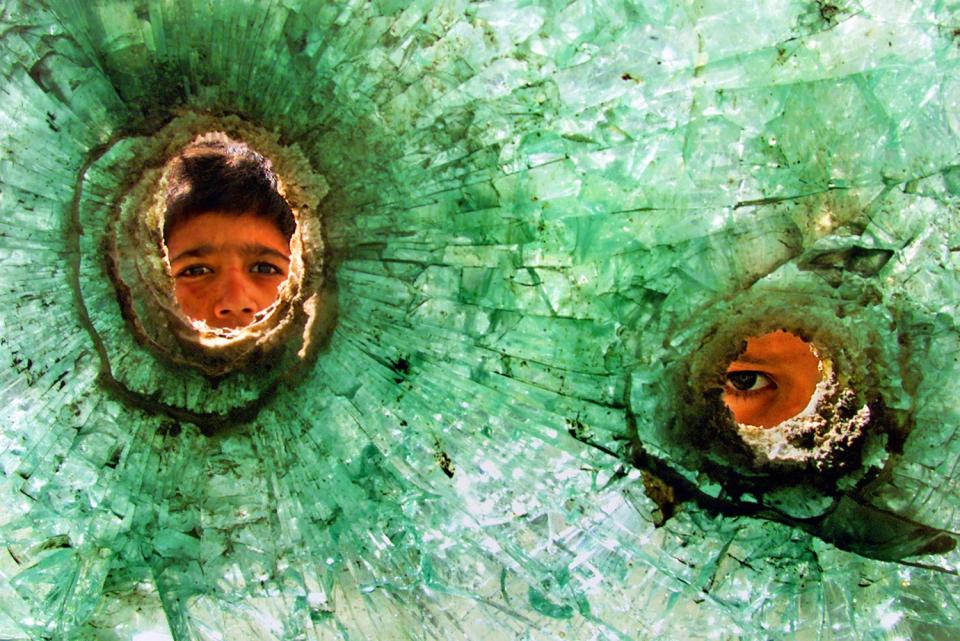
[104,113,333,379]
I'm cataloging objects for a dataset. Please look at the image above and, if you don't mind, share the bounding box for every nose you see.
[212,269,258,327]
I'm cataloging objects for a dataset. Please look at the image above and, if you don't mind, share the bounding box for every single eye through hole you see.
[726,370,775,392]
[722,330,823,428]
[161,133,296,330]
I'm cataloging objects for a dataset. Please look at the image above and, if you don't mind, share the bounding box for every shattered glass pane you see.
[1,1,958,639]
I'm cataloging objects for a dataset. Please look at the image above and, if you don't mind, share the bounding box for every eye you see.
[176,264,212,278]
[251,262,284,275]
[725,371,775,393]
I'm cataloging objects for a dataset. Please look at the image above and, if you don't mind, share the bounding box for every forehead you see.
[742,331,812,356]
[166,211,290,251]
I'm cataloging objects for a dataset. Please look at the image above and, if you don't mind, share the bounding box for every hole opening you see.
[160,132,298,333]
[722,330,826,428]
[711,327,871,473]
[103,111,333,380]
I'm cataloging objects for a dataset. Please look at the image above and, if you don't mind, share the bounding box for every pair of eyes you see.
[725,370,775,395]
[175,262,285,278]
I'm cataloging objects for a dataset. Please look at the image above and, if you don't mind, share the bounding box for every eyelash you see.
[176,265,212,278]
[250,262,283,275]
[724,371,776,397]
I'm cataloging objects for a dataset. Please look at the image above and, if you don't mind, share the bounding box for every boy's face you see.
[165,211,291,329]
[722,330,822,428]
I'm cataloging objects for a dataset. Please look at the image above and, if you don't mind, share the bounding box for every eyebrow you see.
[170,243,290,263]
[728,355,778,367]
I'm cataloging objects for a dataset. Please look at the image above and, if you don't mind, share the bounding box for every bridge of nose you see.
[213,267,258,320]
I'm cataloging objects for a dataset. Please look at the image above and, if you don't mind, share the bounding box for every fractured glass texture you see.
[0,1,958,639]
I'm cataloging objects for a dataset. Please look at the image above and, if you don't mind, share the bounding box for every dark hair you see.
[163,134,296,241]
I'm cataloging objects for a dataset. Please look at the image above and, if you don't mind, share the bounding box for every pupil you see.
[728,372,758,391]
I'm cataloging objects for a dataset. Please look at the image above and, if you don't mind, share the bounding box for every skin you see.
[165,211,290,329]
[722,330,822,428]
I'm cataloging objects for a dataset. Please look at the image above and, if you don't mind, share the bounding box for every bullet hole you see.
[437,453,455,478]
[434,439,455,478]
[66,112,338,425]
[390,356,411,382]
[96,113,334,380]
[817,1,840,23]
[712,328,871,473]
[657,299,895,498]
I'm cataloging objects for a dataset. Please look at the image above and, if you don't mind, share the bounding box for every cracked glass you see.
[0,1,958,640]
